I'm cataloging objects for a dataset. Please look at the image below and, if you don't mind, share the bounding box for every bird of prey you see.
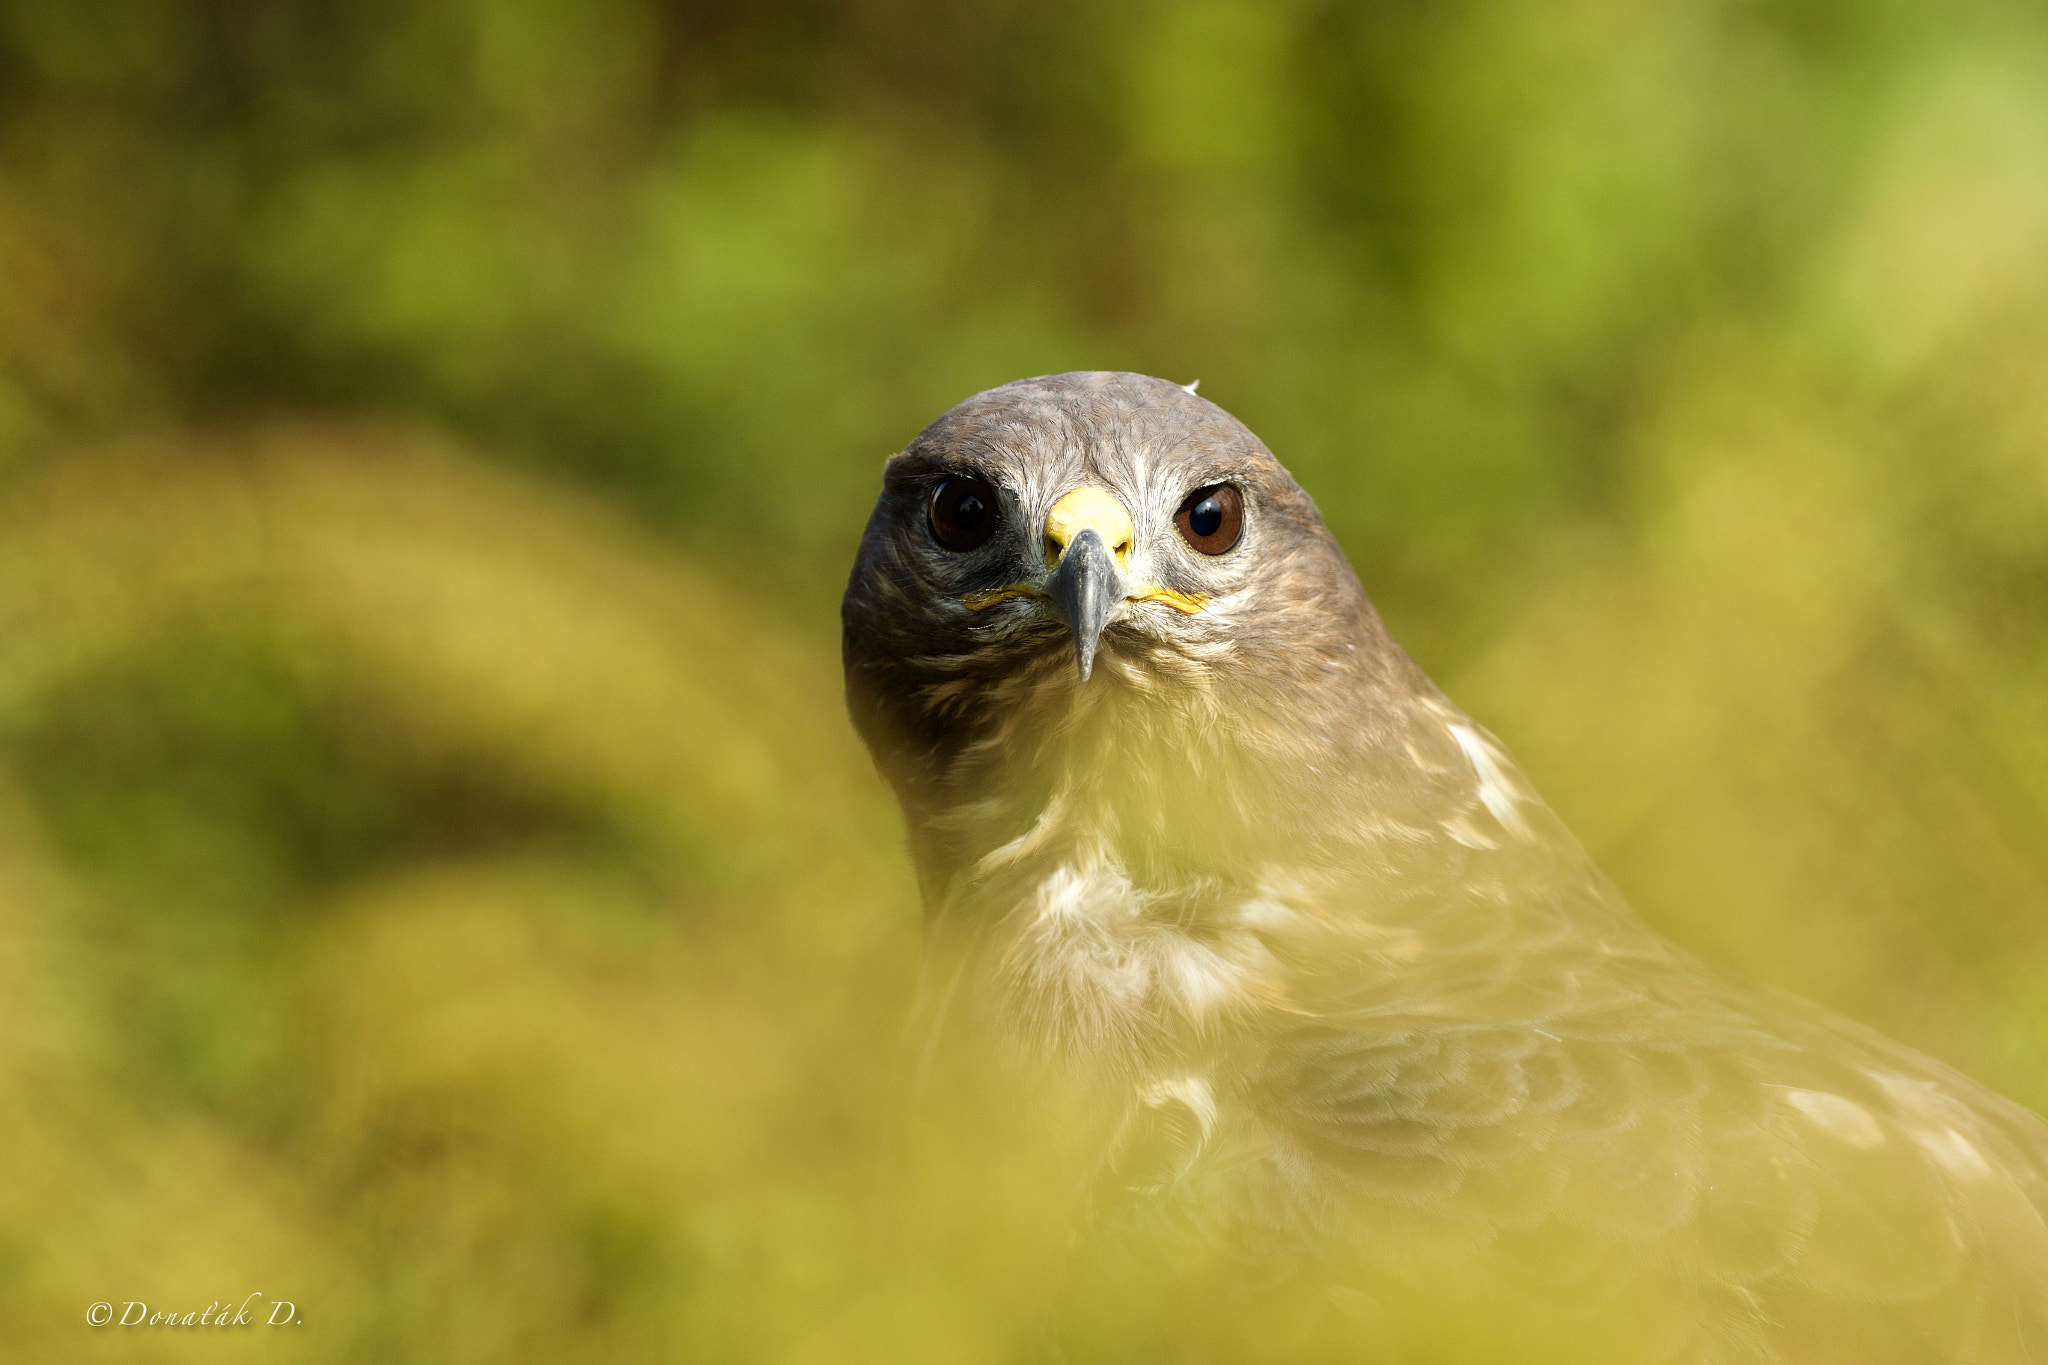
[841,371,2048,1362]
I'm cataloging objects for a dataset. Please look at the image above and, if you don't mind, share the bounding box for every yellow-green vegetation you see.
[0,2,2045,1360]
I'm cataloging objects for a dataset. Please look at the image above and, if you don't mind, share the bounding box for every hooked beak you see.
[1045,524,1124,681]
[959,485,1209,680]
[1042,487,1132,681]
[1043,486,1133,681]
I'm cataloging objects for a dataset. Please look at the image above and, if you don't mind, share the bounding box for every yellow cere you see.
[1044,487,1135,566]
[956,488,1209,614]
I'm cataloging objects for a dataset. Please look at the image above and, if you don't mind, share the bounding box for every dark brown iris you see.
[929,475,1000,552]
[1174,483,1242,555]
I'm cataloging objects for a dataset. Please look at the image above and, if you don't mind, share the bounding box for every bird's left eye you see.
[1174,483,1243,555]
[929,475,1000,552]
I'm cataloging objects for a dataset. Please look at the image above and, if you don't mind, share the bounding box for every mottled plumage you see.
[842,372,2048,1361]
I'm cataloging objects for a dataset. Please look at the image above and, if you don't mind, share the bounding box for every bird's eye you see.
[929,475,1000,552]
[1174,483,1243,555]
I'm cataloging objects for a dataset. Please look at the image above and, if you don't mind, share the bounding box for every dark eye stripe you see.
[929,475,1000,552]
[1174,483,1242,555]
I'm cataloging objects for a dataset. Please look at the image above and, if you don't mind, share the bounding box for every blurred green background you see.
[3,0,2047,1360]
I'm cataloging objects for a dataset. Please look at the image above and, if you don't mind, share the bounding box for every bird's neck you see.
[900,644,1470,889]
[897,663,1480,1075]
[894,649,1665,1091]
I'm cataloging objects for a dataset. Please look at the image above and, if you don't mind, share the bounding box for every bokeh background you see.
[3,1,2047,1360]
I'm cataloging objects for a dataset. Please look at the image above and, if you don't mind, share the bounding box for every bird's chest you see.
[983,854,1283,1084]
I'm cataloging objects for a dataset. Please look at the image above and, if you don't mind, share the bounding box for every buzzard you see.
[841,371,2048,1361]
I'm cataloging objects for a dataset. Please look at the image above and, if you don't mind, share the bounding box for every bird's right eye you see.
[929,475,1000,552]
[1174,483,1243,555]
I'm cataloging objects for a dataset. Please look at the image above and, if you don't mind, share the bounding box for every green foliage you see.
[0,2,2046,1360]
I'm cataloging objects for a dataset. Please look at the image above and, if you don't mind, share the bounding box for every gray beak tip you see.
[1045,527,1122,682]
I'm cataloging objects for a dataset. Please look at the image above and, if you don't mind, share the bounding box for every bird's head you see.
[844,373,1437,893]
